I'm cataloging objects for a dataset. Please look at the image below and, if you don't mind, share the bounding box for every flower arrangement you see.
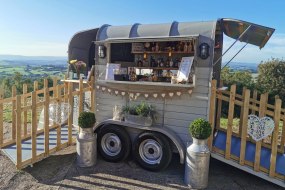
[69,59,86,79]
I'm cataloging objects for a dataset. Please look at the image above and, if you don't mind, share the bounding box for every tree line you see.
[221,58,285,116]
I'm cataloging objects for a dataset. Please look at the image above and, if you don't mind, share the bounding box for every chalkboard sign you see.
[177,57,194,81]
[111,43,134,62]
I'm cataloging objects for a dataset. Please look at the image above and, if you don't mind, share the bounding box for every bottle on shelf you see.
[137,56,143,67]
[169,58,174,67]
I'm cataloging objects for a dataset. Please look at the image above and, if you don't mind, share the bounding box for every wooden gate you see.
[209,80,285,187]
[0,78,94,169]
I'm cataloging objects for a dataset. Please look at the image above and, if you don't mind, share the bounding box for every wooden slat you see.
[90,76,95,112]
[215,80,223,129]
[79,78,84,113]
[68,82,74,145]
[16,95,22,169]
[44,79,50,156]
[23,84,28,136]
[0,89,3,146]
[31,91,37,162]
[280,117,285,154]
[53,77,57,98]
[251,90,258,115]
[239,89,250,165]
[56,85,61,150]
[238,87,246,135]
[225,84,236,159]
[12,86,16,140]
[269,99,282,177]
[254,93,268,171]
[208,80,217,149]
[64,81,68,103]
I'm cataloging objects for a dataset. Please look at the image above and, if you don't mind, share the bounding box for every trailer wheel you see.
[98,125,131,162]
[133,132,172,171]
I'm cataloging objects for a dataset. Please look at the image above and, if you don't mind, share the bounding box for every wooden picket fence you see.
[209,80,285,183]
[0,77,94,169]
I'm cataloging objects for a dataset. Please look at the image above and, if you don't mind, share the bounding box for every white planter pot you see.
[76,127,97,167]
[124,114,153,126]
[184,138,210,189]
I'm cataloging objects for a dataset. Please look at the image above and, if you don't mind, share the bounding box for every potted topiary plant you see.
[76,111,97,167]
[184,118,212,189]
[122,102,156,126]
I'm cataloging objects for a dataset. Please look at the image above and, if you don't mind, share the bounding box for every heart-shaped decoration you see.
[176,92,181,96]
[169,92,174,97]
[121,92,126,96]
[247,115,275,141]
[188,90,193,94]
[108,89,112,93]
[102,87,106,91]
[136,93,140,97]
[96,85,100,89]
[153,94,158,98]
[144,94,149,98]
[161,93,166,98]
[115,91,119,95]
[48,103,71,125]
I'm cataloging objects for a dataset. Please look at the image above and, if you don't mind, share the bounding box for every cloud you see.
[222,33,285,63]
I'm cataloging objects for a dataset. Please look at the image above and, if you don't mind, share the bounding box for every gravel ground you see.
[0,145,283,190]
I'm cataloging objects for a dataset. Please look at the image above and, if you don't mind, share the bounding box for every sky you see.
[0,0,284,63]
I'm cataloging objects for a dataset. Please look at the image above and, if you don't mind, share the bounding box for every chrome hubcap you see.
[101,133,121,156]
[139,139,162,164]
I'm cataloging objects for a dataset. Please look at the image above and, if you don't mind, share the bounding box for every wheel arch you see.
[94,120,185,164]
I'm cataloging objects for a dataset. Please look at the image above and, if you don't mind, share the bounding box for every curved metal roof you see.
[96,21,217,42]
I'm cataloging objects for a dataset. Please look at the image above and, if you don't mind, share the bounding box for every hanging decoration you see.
[94,85,193,99]
[247,114,275,142]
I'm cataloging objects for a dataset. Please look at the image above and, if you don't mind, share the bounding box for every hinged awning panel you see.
[221,18,275,49]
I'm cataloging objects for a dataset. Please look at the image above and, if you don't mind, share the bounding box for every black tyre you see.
[133,132,172,171]
[98,125,131,162]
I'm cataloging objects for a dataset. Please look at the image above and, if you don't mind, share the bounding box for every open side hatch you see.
[221,18,275,49]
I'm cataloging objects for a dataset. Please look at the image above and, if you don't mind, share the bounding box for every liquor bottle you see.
[169,58,174,67]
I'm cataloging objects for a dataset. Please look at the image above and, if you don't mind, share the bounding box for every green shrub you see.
[78,111,96,128]
[122,102,157,120]
[189,118,212,140]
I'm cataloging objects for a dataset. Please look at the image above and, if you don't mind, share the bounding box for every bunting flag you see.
[95,85,193,99]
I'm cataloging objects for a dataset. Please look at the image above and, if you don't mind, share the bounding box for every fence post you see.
[12,86,16,140]
[225,84,236,159]
[16,95,22,169]
[280,117,285,154]
[208,80,217,149]
[68,82,74,145]
[238,87,246,136]
[53,77,58,98]
[0,89,3,147]
[251,90,258,115]
[269,99,282,177]
[23,84,28,136]
[31,91,37,163]
[56,85,61,150]
[215,80,223,129]
[44,79,50,156]
[254,93,268,171]
[239,89,250,165]
[90,76,95,112]
[79,78,84,114]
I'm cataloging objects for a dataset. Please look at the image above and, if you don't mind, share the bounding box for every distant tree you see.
[256,58,285,104]
[221,66,255,94]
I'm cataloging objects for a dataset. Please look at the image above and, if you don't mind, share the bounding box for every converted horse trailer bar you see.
[67,18,274,171]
